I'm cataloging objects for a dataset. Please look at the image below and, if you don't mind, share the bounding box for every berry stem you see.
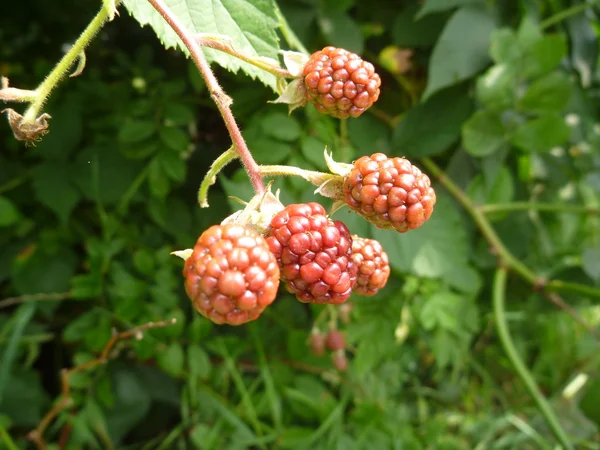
[22,5,111,123]
[195,36,293,78]
[258,165,335,185]
[146,0,265,196]
[198,147,238,207]
[493,268,574,449]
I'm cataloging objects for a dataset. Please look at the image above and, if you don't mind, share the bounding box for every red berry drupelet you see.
[343,153,436,232]
[303,46,381,119]
[351,236,390,296]
[184,224,280,326]
[266,202,358,304]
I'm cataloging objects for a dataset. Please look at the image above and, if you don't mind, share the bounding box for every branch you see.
[420,157,600,301]
[146,0,265,196]
[28,318,177,450]
[493,268,574,449]
[0,291,71,310]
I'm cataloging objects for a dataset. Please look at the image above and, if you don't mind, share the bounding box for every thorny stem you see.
[493,268,574,450]
[22,6,110,123]
[195,37,293,78]
[28,319,177,450]
[198,147,238,207]
[146,0,265,196]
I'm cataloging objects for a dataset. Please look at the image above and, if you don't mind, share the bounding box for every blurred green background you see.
[1,0,600,448]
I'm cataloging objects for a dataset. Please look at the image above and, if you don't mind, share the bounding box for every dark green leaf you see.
[164,102,195,126]
[118,119,156,144]
[188,344,212,380]
[394,84,473,157]
[476,64,518,110]
[148,158,170,198]
[159,126,190,153]
[423,6,497,99]
[417,0,485,18]
[260,112,302,142]
[393,3,448,48]
[158,342,185,377]
[0,196,20,227]
[157,151,186,182]
[582,247,600,281]
[522,35,567,79]
[32,161,81,223]
[318,11,364,54]
[489,28,521,64]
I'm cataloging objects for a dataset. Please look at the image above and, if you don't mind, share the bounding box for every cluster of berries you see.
[182,153,435,326]
[180,48,436,327]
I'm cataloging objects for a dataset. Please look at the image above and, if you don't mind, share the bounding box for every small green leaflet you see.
[122,0,280,90]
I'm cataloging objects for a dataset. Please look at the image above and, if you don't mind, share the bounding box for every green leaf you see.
[462,109,507,157]
[122,0,280,90]
[423,6,497,99]
[158,342,185,377]
[159,126,190,153]
[164,102,195,126]
[518,71,572,114]
[148,158,170,198]
[372,195,470,278]
[0,196,20,227]
[522,34,567,79]
[260,112,301,142]
[489,28,520,64]
[32,162,81,223]
[511,114,571,152]
[476,64,518,110]
[188,344,212,379]
[417,0,485,18]
[12,247,77,296]
[394,84,473,157]
[318,11,364,54]
[300,135,329,171]
[156,151,186,182]
[118,119,156,144]
[393,3,449,48]
[348,114,391,155]
[467,166,514,204]
[246,138,294,164]
[70,273,103,299]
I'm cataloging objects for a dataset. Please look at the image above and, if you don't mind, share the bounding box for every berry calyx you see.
[183,224,280,326]
[342,153,436,232]
[351,236,391,296]
[303,46,381,119]
[266,202,358,304]
[325,330,346,351]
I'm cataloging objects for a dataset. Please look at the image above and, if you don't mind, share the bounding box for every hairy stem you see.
[198,147,238,207]
[259,164,335,185]
[493,268,574,449]
[23,6,109,122]
[195,37,292,78]
[146,0,265,195]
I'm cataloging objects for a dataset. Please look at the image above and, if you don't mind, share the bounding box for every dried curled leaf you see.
[2,109,52,144]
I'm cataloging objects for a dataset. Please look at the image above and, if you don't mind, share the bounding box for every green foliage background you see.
[1,0,600,448]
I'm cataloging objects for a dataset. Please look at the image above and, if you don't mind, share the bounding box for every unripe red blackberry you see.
[331,349,348,371]
[303,46,381,119]
[184,224,280,325]
[343,153,436,232]
[266,202,358,304]
[325,330,346,351]
[351,237,390,296]
[309,330,326,356]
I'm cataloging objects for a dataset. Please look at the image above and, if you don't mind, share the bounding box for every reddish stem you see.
[146,0,265,195]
